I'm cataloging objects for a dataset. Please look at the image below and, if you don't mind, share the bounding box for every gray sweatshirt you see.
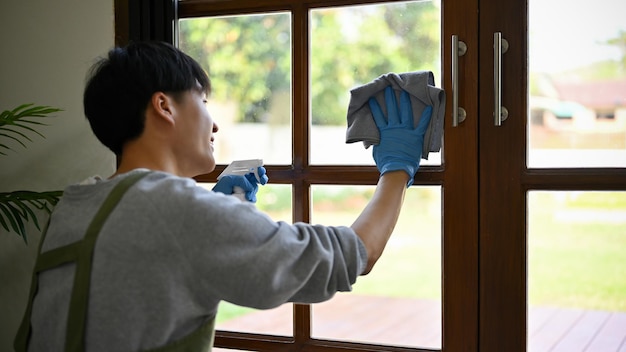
[28,169,367,351]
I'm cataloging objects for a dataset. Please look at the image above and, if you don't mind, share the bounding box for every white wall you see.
[0,1,116,350]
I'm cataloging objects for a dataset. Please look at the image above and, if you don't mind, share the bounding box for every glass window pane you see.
[311,185,442,349]
[310,1,442,166]
[178,13,292,165]
[528,1,626,167]
[527,191,626,351]
[198,183,294,336]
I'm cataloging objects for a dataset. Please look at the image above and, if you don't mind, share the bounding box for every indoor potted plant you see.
[0,104,63,244]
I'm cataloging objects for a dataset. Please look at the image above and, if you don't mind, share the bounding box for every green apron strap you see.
[65,171,150,352]
[13,171,150,352]
[16,171,216,352]
[14,218,52,352]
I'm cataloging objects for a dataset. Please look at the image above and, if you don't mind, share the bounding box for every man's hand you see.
[213,166,268,202]
[369,86,432,186]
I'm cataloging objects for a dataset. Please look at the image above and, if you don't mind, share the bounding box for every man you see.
[16,41,430,351]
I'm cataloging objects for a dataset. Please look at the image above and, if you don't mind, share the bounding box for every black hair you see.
[83,41,211,155]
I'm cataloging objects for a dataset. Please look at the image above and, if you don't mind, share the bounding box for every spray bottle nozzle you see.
[217,159,263,182]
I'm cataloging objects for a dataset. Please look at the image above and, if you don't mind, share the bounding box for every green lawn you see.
[216,188,626,324]
[528,192,626,311]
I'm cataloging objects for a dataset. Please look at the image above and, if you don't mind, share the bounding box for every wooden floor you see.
[529,305,626,352]
[215,294,626,351]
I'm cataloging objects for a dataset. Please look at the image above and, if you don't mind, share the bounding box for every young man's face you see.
[171,87,219,177]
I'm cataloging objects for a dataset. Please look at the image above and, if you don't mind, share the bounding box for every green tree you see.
[606,30,626,71]
[179,2,440,126]
[383,2,441,71]
[179,14,291,122]
[310,2,440,125]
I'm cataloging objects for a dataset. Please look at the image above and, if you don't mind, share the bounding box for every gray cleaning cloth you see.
[345,71,446,160]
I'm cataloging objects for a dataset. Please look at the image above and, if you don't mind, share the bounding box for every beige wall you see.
[0,1,116,350]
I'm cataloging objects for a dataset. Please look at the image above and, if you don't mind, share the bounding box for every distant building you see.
[529,79,626,149]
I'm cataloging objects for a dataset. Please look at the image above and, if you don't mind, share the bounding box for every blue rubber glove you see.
[212,166,269,202]
[368,86,432,187]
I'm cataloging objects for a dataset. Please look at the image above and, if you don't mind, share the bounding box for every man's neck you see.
[110,140,180,179]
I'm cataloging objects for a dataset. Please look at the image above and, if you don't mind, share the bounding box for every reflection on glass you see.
[178,13,292,165]
[198,183,294,336]
[309,1,442,166]
[528,1,626,167]
[527,191,626,351]
[311,186,442,349]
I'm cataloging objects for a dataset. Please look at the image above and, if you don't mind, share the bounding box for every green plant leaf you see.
[1,104,63,243]
[0,142,13,155]
[13,199,41,231]
[0,206,10,232]
[0,130,31,147]
[1,121,45,140]
[13,212,27,243]
[0,104,62,154]
[0,190,63,243]
[14,104,62,117]
[0,202,25,241]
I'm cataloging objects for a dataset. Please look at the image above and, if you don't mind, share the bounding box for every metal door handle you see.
[452,35,467,127]
[493,32,509,126]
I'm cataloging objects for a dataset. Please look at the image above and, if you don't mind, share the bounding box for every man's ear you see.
[149,91,176,126]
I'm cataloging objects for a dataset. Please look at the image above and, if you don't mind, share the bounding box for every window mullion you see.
[292,3,314,343]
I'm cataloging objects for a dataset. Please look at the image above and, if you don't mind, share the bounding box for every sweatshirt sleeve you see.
[163,178,368,310]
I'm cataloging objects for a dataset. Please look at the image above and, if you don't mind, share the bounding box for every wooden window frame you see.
[115,0,475,350]
[114,1,626,351]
